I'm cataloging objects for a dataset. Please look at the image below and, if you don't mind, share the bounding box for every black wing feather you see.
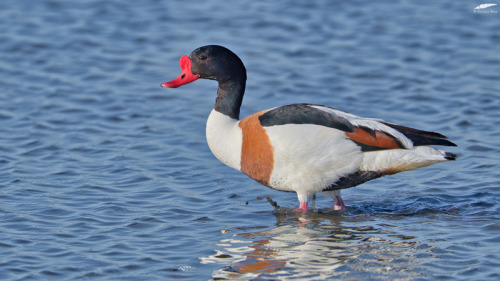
[382,122,457,147]
[259,103,354,132]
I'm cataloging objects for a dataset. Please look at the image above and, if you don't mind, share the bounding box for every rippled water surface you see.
[1,0,499,280]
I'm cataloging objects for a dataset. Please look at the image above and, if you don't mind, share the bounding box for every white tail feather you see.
[361,146,451,173]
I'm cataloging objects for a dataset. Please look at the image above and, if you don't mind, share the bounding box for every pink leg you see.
[295,202,309,212]
[334,195,345,211]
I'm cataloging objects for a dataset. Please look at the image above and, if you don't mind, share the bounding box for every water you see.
[0,0,499,280]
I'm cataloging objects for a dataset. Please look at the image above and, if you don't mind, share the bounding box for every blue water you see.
[1,0,499,280]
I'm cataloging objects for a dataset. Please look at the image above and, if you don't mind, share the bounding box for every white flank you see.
[206,109,242,170]
[474,3,497,9]
[265,124,362,196]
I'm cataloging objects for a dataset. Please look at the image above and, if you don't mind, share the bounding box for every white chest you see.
[206,109,243,171]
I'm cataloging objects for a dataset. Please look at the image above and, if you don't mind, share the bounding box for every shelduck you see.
[161,45,456,212]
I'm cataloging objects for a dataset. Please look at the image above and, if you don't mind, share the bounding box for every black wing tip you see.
[382,122,457,147]
[436,138,458,147]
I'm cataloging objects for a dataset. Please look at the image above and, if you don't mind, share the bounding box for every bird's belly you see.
[265,124,362,194]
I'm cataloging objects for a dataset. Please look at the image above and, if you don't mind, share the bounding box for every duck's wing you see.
[259,103,432,152]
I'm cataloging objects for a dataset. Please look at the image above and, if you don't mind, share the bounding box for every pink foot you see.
[334,195,346,211]
[295,202,309,212]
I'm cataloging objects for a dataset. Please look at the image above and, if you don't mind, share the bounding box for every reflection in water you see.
[202,212,428,280]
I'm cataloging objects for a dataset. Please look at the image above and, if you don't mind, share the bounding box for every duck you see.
[161,45,456,212]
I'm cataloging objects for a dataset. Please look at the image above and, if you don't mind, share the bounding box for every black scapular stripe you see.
[258,104,354,132]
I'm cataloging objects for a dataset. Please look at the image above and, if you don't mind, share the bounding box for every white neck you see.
[206,109,242,171]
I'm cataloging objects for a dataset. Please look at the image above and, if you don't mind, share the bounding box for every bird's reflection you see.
[202,200,426,280]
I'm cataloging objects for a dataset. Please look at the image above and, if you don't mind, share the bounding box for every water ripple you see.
[1,0,499,280]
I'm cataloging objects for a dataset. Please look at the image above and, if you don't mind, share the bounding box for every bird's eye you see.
[199,55,207,60]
